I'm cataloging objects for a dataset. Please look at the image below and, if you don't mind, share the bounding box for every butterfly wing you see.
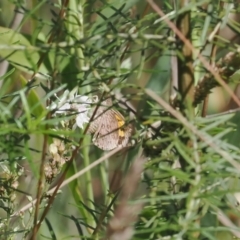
[118,124,132,148]
[87,106,103,134]
[88,97,112,133]
[92,109,120,150]
[89,97,132,150]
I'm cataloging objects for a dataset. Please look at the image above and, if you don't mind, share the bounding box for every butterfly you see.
[87,97,132,150]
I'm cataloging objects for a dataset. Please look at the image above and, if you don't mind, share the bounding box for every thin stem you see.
[176,0,194,110]
[82,137,96,229]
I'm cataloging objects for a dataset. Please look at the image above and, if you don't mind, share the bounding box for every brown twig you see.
[31,134,49,240]
[12,147,123,218]
[30,1,70,239]
[194,51,240,106]
[200,3,222,117]
[29,0,69,82]
[145,88,240,171]
[147,0,240,108]
[176,0,194,109]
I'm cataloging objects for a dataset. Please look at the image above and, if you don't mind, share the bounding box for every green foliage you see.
[0,0,240,240]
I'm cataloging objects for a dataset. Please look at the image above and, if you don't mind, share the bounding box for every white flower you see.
[72,95,91,129]
[48,88,92,129]
[48,90,71,113]
[56,102,71,113]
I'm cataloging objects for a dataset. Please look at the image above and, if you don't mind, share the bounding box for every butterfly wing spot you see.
[118,124,132,147]
[115,113,125,138]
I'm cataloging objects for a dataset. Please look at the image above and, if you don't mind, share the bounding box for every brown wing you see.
[88,97,111,134]
[89,97,132,150]
[118,124,132,148]
[87,106,104,134]
[92,109,120,150]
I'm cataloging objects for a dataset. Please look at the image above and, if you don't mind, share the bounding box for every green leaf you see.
[19,75,45,118]
[0,67,15,80]
[0,26,48,78]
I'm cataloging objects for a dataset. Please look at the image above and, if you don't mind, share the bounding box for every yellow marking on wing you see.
[115,113,125,137]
